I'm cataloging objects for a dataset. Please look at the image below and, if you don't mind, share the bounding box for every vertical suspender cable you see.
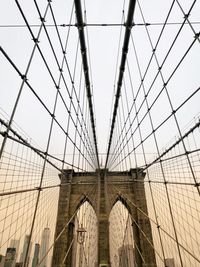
[105,0,136,169]
[74,0,100,169]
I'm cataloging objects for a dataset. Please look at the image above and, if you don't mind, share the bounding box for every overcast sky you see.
[0,0,199,165]
[0,1,200,266]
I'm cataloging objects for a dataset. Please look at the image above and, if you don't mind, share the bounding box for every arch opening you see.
[109,200,135,267]
[72,201,98,267]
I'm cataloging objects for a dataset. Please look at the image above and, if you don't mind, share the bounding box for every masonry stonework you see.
[52,169,157,267]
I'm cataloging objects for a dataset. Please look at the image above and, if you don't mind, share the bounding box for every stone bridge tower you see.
[52,169,157,267]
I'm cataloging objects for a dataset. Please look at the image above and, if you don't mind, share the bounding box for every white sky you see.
[0,1,200,266]
[0,0,200,165]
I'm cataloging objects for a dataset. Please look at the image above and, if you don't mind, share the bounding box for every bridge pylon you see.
[52,169,157,267]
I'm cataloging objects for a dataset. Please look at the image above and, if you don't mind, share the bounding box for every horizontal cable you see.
[112,185,200,264]
[105,0,137,168]
[110,82,200,170]
[107,0,199,168]
[0,184,60,197]
[38,183,97,266]
[142,118,200,171]
[15,0,97,168]
[74,0,100,168]
[0,46,95,170]
[0,117,86,171]
[0,21,200,28]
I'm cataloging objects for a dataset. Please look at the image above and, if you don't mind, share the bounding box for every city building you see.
[10,240,20,262]
[164,258,175,267]
[118,245,135,267]
[39,228,50,267]
[0,255,5,267]
[4,248,16,267]
[20,235,32,267]
[32,243,40,267]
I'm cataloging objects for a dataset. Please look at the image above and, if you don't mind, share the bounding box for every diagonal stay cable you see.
[0,2,50,161]
[109,0,200,170]
[110,14,200,169]
[111,85,200,171]
[106,0,126,169]
[15,0,96,168]
[74,0,99,169]
[115,188,200,264]
[34,0,96,168]
[47,2,97,164]
[38,182,98,267]
[105,0,137,169]
[0,46,95,170]
[107,0,176,165]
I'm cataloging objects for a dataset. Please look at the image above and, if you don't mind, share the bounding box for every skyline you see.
[0,228,51,267]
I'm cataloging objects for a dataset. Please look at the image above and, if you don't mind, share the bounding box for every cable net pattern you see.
[0,0,199,266]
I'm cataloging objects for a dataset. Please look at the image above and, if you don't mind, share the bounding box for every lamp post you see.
[77,225,86,267]
[77,225,86,244]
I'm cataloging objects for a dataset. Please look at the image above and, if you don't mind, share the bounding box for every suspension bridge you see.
[0,0,200,266]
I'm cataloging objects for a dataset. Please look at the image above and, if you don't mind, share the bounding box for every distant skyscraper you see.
[32,243,40,267]
[164,258,175,267]
[20,235,32,267]
[4,248,16,267]
[40,228,50,267]
[118,245,135,267]
[0,254,5,267]
[10,239,20,262]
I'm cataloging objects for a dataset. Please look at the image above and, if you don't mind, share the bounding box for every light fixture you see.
[77,224,86,244]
